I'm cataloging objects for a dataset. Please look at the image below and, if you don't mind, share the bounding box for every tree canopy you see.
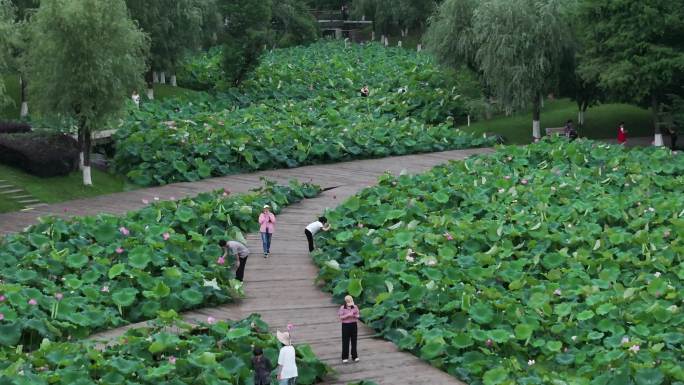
[0,0,16,108]
[26,0,148,184]
[577,0,684,131]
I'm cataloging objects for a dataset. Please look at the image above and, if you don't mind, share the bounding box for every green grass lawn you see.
[0,164,134,213]
[462,98,654,144]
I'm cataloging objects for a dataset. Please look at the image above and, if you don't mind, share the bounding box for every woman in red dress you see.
[617,122,627,145]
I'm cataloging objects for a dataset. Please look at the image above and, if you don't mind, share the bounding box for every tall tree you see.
[9,0,38,118]
[272,0,318,47]
[26,0,148,185]
[0,0,16,109]
[221,0,273,85]
[470,0,572,139]
[577,0,684,146]
[424,0,478,71]
[353,0,436,37]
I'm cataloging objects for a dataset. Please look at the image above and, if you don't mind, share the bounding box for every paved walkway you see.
[0,149,493,385]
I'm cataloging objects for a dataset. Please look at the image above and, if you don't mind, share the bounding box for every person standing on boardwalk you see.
[667,126,678,150]
[304,216,331,252]
[617,122,627,145]
[219,240,249,281]
[259,205,276,257]
[276,330,298,385]
[252,347,273,385]
[338,295,360,363]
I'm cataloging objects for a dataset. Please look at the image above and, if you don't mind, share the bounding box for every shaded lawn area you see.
[0,164,134,213]
[462,99,654,144]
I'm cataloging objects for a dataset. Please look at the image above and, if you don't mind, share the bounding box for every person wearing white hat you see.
[258,204,276,257]
[276,330,298,385]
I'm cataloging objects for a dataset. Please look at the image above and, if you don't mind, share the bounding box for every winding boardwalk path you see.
[0,149,493,385]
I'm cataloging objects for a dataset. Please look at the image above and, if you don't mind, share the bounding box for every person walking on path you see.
[259,205,276,257]
[276,330,298,385]
[219,240,249,282]
[617,122,627,145]
[338,295,360,363]
[252,347,273,385]
[304,216,331,252]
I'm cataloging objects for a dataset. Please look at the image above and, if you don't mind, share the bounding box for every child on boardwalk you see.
[304,216,331,252]
[219,240,249,281]
[338,295,360,363]
[617,122,627,145]
[258,205,276,257]
[252,347,272,385]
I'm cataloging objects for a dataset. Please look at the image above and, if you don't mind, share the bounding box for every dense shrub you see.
[0,131,78,176]
[0,121,31,134]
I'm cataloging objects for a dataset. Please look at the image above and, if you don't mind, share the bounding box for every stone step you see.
[18,199,41,204]
[0,184,14,189]
[0,189,22,194]
[9,194,33,199]
[23,203,48,209]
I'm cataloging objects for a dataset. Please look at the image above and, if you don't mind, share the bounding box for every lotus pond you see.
[114,41,492,186]
[0,313,330,385]
[314,139,684,385]
[0,180,319,348]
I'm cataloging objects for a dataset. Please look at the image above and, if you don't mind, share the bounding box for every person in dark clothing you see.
[338,295,360,363]
[360,85,369,97]
[564,119,578,141]
[667,126,678,150]
[252,347,273,385]
[341,4,349,20]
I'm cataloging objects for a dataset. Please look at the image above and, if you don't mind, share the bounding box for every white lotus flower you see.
[203,278,220,290]
[654,272,661,278]
[527,359,535,366]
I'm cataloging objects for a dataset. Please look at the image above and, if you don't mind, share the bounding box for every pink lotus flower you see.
[0,313,4,321]
[55,293,63,301]
[553,289,562,296]
[444,232,454,241]
[168,355,177,364]
[207,316,216,325]
[115,247,124,254]
[521,179,528,185]
[119,227,130,236]
[163,232,170,240]
[222,192,228,197]
[357,223,364,228]
[504,175,511,180]
[287,323,295,332]
[217,256,226,265]
[621,336,630,344]
[101,286,110,293]
[629,344,640,353]
[63,208,68,213]
[0,295,5,302]
[142,199,149,204]
[28,299,37,306]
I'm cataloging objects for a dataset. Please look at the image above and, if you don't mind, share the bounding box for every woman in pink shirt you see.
[338,295,360,363]
[258,205,276,257]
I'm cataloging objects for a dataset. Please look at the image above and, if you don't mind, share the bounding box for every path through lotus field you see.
[0,148,492,385]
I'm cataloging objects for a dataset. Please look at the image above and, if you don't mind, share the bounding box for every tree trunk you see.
[153,71,159,83]
[77,127,84,170]
[652,94,663,147]
[467,114,471,127]
[417,44,422,52]
[19,76,28,118]
[171,75,177,87]
[371,31,375,41]
[146,70,154,100]
[532,94,541,140]
[82,124,92,186]
[160,71,166,84]
[397,40,402,47]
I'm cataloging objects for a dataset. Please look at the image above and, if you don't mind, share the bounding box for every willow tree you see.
[0,0,15,109]
[26,0,148,185]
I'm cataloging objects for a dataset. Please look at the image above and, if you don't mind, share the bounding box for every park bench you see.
[545,127,566,137]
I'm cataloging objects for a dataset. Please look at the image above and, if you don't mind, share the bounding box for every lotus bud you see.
[163,232,170,241]
[207,316,216,325]
[115,247,124,254]
[28,299,37,305]
[119,227,130,236]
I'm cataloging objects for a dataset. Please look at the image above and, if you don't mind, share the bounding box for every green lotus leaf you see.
[453,333,474,348]
[226,327,251,340]
[180,288,204,305]
[514,324,535,340]
[0,322,22,346]
[14,269,38,282]
[469,302,494,324]
[108,263,127,279]
[92,223,118,243]
[108,357,140,374]
[635,368,664,385]
[420,341,445,360]
[483,367,509,385]
[175,206,196,222]
[577,310,595,321]
[546,340,562,352]
[145,364,175,378]
[488,329,512,343]
[335,231,353,242]
[128,246,152,269]
[111,288,138,307]
[347,279,363,297]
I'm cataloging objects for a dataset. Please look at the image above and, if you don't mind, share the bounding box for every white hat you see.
[276,330,291,346]
[263,204,270,209]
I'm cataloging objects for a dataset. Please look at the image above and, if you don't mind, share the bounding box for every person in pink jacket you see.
[258,205,276,257]
[338,295,360,363]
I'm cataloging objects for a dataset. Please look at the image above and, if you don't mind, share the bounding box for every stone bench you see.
[545,127,566,137]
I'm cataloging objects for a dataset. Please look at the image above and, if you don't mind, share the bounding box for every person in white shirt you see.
[304,216,331,252]
[276,330,298,385]
[131,89,140,108]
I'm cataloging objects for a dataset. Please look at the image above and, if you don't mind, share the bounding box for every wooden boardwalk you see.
[0,149,493,385]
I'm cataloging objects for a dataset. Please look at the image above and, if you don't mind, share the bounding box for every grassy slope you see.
[462,98,654,144]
